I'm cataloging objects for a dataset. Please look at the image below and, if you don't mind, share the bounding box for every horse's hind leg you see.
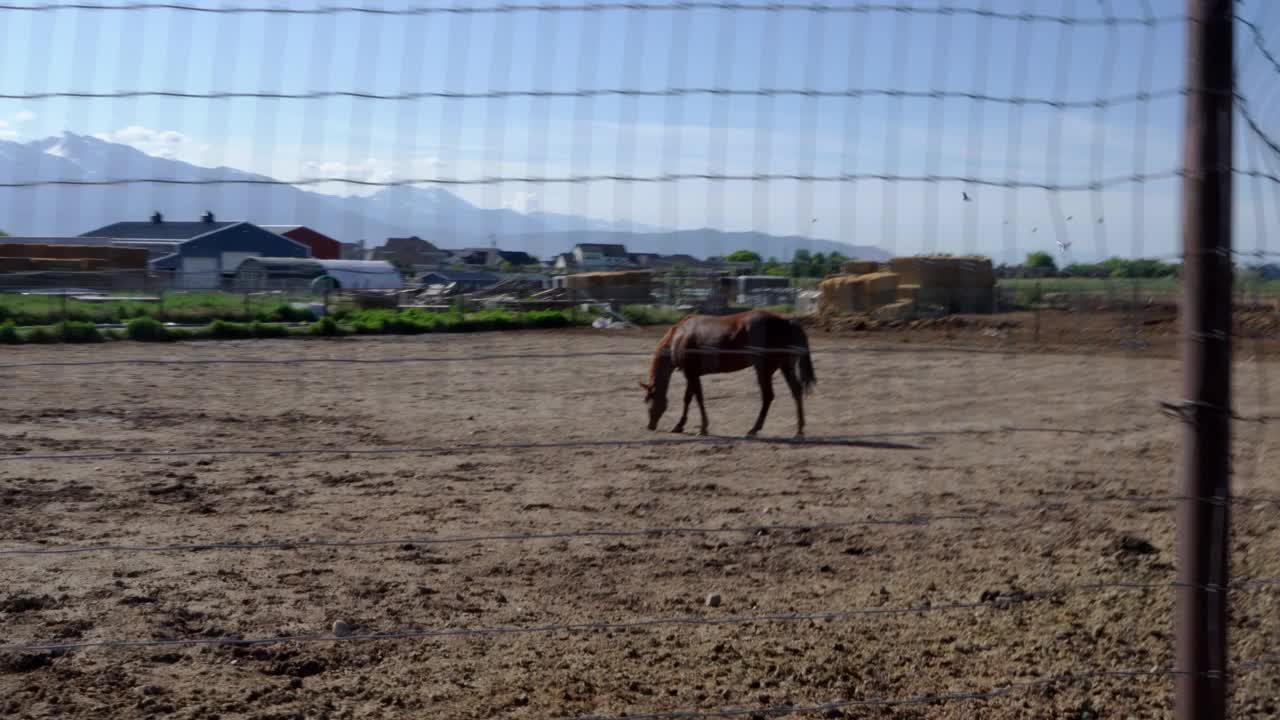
[691,376,709,436]
[781,364,805,439]
[671,375,695,433]
[746,364,774,437]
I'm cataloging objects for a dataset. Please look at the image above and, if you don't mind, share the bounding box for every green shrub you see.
[125,316,171,342]
[58,321,105,343]
[24,326,57,344]
[250,321,289,339]
[207,320,252,340]
[310,315,342,336]
[0,321,19,344]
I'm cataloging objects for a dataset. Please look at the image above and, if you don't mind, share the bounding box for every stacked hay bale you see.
[563,270,654,303]
[840,260,882,276]
[0,243,148,269]
[887,255,995,314]
[817,272,900,313]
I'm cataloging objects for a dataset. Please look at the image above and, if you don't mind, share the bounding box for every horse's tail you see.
[791,322,816,395]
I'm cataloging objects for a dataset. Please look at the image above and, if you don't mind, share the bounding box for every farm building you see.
[371,236,449,269]
[262,226,341,260]
[449,248,540,269]
[82,212,311,289]
[415,270,501,292]
[233,258,403,291]
[716,275,792,306]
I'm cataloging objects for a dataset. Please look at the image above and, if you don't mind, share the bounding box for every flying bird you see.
[962,191,971,201]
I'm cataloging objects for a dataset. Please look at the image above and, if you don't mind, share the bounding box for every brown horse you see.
[641,309,816,438]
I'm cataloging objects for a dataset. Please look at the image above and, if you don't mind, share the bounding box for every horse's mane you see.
[647,316,691,387]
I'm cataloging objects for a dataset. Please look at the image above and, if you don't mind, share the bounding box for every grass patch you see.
[0,307,587,344]
[617,305,691,326]
[0,291,318,326]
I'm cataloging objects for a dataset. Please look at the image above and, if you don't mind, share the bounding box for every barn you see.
[81,212,311,289]
[233,258,403,292]
[262,225,342,260]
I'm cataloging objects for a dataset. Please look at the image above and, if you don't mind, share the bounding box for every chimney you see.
[201,210,215,224]
[151,211,163,224]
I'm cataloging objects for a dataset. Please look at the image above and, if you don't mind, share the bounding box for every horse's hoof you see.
[670,426,685,434]
[697,429,708,437]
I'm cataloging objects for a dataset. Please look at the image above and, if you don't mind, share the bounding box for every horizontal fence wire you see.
[0,2,1190,25]
[556,658,1280,720]
[0,87,1189,106]
[0,580,1259,656]
[0,169,1196,190]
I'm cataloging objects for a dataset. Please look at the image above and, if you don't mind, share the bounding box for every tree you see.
[0,229,8,237]
[1025,251,1057,271]
[725,249,761,263]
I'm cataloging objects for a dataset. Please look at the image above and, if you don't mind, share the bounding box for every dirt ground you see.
[1,319,1278,719]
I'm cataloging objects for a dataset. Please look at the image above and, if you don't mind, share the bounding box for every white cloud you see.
[92,125,206,160]
[0,119,16,141]
[13,110,35,124]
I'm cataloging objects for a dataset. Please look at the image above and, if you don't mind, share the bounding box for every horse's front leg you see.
[746,364,774,437]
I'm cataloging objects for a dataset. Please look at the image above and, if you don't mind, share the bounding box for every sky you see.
[0,0,1278,263]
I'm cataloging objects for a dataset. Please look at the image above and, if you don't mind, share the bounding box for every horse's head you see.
[639,381,667,431]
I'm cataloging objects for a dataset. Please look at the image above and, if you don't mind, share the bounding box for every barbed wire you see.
[0,580,1229,656]
[0,2,1189,26]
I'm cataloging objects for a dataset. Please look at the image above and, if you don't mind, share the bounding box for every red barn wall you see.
[282,227,340,260]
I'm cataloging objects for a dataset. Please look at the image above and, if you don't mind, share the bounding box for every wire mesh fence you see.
[1,1,1279,719]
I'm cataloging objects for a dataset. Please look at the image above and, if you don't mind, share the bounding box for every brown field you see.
[1,321,1278,719]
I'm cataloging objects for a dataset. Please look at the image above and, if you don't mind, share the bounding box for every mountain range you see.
[0,132,888,261]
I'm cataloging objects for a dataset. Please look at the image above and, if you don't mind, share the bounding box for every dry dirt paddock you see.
[1,327,1278,720]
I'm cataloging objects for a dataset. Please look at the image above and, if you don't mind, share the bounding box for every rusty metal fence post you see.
[1176,1,1234,719]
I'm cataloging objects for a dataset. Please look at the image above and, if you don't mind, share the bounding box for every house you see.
[449,248,540,269]
[371,236,448,269]
[81,212,310,289]
[556,243,632,271]
[414,270,501,292]
[233,258,403,292]
[627,252,661,268]
[262,225,341,260]
[340,240,370,260]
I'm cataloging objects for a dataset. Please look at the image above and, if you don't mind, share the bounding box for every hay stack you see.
[817,272,900,313]
[0,243,148,269]
[840,260,881,276]
[563,270,654,302]
[886,256,995,313]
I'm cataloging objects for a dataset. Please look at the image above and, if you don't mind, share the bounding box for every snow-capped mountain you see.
[0,132,887,261]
